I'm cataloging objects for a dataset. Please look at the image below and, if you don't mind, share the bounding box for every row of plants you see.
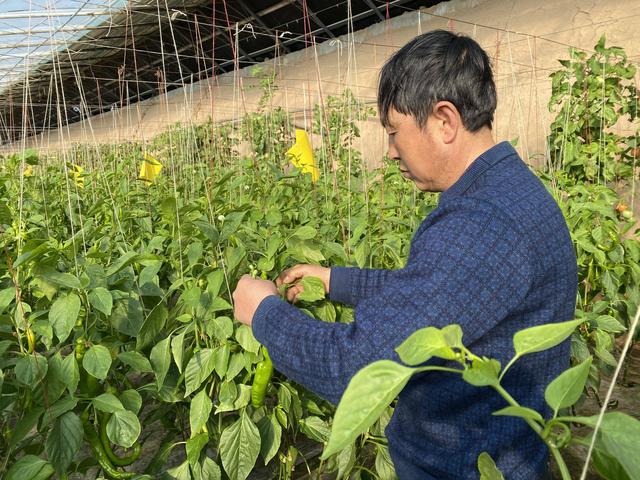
[0,38,638,479]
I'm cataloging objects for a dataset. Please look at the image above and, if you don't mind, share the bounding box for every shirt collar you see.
[439,141,517,203]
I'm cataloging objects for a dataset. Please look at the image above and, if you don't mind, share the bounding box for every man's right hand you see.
[276,264,331,303]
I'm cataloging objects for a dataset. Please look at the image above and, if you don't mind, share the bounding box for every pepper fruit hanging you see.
[251,346,274,408]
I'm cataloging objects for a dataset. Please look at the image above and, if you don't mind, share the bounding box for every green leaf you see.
[0,287,16,313]
[594,315,626,334]
[106,410,141,448]
[118,350,153,373]
[40,270,82,290]
[107,251,138,276]
[225,245,246,275]
[110,297,144,337]
[220,211,247,243]
[206,270,225,298]
[226,353,245,381]
[215,384,252,414]
[591,412,640,478]
[257,414,282,465]
[235,325,260,354]
[49,292,81,343]
[120,389,142,414]
[190,389,213,438]
[300,416,331,443]
[166,460,191,480]
[462,358,501,387]
[492,406,543,423]
[219,410,261,480]
[195,220,219,245]
[41,397,77,428]
[593,448,631,480]
[61,353,79,394]
[292,225,317,240]
[213,343,230,377]
[13,242,49,269]
[395,326,456,365]
[6,455,54,480]
[187,432,209,466]
[82,344,112,380]
[296,276,326,303]
[545,356,592,414]
[93,393,125,413]
[478,452,505,480]
[172,330,187,374]
[374,444,396,480]
[206,316,233,341]
[513,319,584,358]
[88,287,113,316]
[44,412,83,474]
[150,336,172,389]
[210,296,233,313]
[181,286,202,309]
[196,457,222,480]
[15,353,48,385]
[184,349,216,397]
[136,302,168,351]
[322,361,414,459]
[187,241,204,267]
[10,407,44,448]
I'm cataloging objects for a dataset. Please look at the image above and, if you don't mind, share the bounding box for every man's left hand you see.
[232,274,279,326]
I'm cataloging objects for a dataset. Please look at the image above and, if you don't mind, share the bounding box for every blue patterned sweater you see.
[253,142,578,479]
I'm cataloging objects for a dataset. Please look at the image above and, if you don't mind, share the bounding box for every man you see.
[233,30,577,479]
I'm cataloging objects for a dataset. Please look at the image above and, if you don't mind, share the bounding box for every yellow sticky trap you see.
[23,164,33,177]
[286,129,319,183]
[68,163,84,189]
[139,153,163,183]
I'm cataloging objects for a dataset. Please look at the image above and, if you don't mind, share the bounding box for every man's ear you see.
[431,101,461,144]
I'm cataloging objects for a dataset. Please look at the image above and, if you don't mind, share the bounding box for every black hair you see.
[378,30,497,132]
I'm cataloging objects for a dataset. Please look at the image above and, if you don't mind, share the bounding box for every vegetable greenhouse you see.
[0,0,639,479]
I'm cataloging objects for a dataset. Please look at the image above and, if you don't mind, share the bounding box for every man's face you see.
[384,109,447,192]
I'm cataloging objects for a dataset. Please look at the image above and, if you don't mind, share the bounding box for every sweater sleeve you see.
[328,266,393,306]
[252,199,533,405]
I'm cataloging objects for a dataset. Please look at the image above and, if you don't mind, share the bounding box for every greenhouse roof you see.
[0,0,432,145]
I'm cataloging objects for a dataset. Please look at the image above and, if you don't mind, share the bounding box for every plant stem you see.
[498,355,519,383]
[492,384,543,435]
[550,445,573,480]
[414,366,462,375]
[493,384,572,479]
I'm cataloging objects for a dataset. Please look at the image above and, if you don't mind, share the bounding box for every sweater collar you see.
[439,141,517,203]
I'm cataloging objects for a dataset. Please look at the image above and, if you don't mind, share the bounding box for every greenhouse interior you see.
[0,0,639,479]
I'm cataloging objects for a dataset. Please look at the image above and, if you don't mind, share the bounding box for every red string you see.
[211,0,217,117]
[386,1,390,20]
[302,0,310,47]
[221,0,237,69]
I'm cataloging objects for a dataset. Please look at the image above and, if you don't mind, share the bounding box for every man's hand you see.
[232,275,278,326]
[276,264,331,303]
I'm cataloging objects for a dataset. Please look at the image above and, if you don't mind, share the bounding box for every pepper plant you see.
[322,319,640,480]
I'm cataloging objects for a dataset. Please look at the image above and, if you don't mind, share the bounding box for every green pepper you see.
[251,347,273,408]
[99,413,142,467]
[81,411,136,479]
[26,327,36,353]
